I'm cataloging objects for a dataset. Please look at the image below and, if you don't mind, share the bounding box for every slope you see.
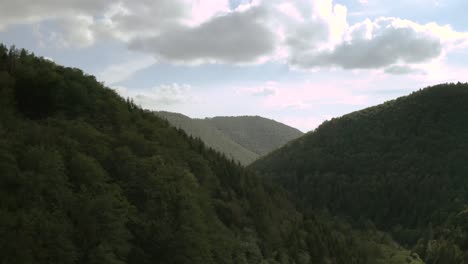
[155,112,303,165]
[155,111,258,165]
[206,116,304,156]
[251,83,468,263]
[0,44,425,264]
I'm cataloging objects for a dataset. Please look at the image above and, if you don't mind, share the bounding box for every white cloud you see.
[237,82,279,97]
[99,56,156,85]
[256,80,370,110]
[115,83,197,109]
[189,0,230,26]
[43,56,55,62]
[288,17,466,70]
[1,0,468,74]
[56,16,96,48]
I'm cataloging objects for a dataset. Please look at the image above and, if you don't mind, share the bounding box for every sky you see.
[1,0,468,132]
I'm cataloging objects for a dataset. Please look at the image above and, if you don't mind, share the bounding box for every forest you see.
[252,82,468,263]
[3,42,468,264]
[0,44,431,263]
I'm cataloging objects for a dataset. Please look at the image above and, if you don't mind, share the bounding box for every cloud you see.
[130,83,196,109]
[43,56,54,62]
[251,87,278,97]
[0,0,110,24]
[99,56,157,85]
[237,82,279,97]
[255,80,369,110]
[113,83,196,109]
[94,0,195,42]
[128,6,276,64]
[290,18,444,70]
[2,0,468,73]
[0,0,110,47]
[384,65,426,75]
[31,17,96,48]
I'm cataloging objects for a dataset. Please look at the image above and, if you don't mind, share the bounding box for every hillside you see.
[251,83,468,263]
[155,111,258,165]
[0,45,428,264]
[155,112,303,165]
[206,116,304,156]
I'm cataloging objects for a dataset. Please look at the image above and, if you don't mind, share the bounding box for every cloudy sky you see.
[1,0,468,131]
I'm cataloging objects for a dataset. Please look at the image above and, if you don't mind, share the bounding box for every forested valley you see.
[1,44,465,264]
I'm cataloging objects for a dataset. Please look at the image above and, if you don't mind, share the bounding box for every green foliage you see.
[0,44,404,264]
[252,83,468,263]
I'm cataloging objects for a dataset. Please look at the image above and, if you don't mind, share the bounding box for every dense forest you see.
[0,45,428,263]
[252,83,468,263]
[155,112,302,165]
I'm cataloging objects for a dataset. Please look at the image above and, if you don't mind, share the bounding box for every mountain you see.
[154,111,258,165]
[251,83,468,263]
[0,44,427,264]
[206,116,304,156]
[155,112,303,165]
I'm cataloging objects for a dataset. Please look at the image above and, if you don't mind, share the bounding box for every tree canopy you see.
[252,83,468,263]
[0,44,424,264]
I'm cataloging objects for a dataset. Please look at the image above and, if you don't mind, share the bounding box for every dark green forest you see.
[252,83,468,263]
[0,45,427,263]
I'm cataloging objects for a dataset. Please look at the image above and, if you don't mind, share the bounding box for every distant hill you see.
[155,112,303,165]
[155,111,258,164]
[251,83,468,263]
[206,116,304,156]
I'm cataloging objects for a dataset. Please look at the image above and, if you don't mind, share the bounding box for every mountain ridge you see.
[155,111,303,165]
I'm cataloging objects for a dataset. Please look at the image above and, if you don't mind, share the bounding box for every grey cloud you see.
[384,65,426,75]
[0,0,113,47]
[0,0,189,47]
[134,84,194,107]
[252,87,277,97]
[286,21,329,52]
[31,16,96,48]
[290,23,442,69]
[1,0,462,71]
[0,0,111,24]
[128,7,276,63]
[105,0,190,36]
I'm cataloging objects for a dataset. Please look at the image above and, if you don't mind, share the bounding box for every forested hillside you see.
[0,45,426,264]
[252,83,468,263]
[155,112,303,165]
[206,116,303,156]
[155,111,258,165]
